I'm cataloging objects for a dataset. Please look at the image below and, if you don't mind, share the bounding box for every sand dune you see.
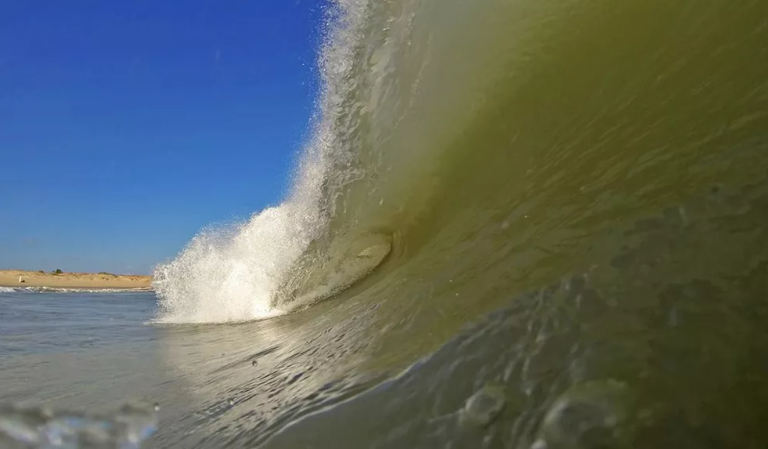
[0,270,152,289]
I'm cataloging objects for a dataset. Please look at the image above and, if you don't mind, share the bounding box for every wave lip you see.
[152,1,374,324]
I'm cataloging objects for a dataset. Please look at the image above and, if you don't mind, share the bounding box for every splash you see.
[153,1,373,323]
[153,202,323,323]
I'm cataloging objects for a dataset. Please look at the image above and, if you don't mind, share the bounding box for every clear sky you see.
[0,1,327,274]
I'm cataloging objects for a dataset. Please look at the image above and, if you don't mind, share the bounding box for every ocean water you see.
[4,0,768,447]
[0,291,162,446]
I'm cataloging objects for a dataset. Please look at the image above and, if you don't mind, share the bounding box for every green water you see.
[151,0,768,447]
[260,0,768,447]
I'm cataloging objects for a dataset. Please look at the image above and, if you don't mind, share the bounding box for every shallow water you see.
[4,0,768,447]
[0,292,162,406]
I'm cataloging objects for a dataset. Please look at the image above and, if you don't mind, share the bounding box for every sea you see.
[2,0,768,447]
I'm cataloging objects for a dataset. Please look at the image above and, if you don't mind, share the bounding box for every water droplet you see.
[252,360,258,366]
[228,398,235,406]
[153,403,160,411]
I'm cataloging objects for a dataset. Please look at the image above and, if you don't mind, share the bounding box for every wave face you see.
[155,0,768,326]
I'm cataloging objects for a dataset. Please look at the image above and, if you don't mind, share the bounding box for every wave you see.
[153,0,414,323]
[12,0,768,447]
[154,0,512,324]
[154,0,768,325]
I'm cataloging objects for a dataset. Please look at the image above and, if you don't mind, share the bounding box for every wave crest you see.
[153,202,322,323]
[152,2,374,324]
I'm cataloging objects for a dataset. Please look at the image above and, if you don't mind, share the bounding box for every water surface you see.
[4,0,768,447]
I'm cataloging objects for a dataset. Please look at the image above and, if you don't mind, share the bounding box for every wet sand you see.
[0,270,152,289]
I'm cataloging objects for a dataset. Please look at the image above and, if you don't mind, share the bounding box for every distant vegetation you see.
[54,269,63,275]
[98,272,117,277]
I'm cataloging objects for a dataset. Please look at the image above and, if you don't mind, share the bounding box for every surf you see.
[154,0,768,329]
[12,0,768,447]
[152,0,452,323]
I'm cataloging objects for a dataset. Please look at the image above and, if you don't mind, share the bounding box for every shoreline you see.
[0,270,152,290]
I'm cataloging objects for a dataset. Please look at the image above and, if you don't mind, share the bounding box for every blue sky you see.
[0,1,327,274]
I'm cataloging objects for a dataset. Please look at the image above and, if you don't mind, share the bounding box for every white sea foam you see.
[153,200,324,323]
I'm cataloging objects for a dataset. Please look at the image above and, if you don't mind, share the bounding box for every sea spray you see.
[153,1,372,323]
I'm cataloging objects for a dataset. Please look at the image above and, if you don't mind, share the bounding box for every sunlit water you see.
[4,0,768,447]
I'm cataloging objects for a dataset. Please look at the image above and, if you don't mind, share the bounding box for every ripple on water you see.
[0,402,158,448]
[531,380,634,449]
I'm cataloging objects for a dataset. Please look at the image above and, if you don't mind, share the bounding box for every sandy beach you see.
[0,270,152,289]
